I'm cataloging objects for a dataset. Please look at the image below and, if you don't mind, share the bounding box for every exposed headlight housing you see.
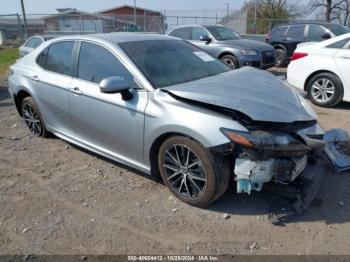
[240,49,258,56]
[220,128,311,157]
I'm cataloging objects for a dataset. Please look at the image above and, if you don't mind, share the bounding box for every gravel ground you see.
[1,70,350,255]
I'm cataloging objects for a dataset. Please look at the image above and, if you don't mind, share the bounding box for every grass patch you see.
[0,47,19,77]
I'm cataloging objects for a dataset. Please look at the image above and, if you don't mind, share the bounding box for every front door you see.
[69,41,148,166]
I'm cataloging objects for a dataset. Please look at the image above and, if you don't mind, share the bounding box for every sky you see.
[2,0,246,14]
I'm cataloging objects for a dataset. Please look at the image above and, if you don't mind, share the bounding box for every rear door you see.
[68,41,147,165]
[334,39,350,94]
[285,25,306,57]
[34,40,75,134]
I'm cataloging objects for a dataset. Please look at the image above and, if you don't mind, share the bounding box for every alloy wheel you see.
[222,58,236,69]
[22,103,42,136]
[162,144,207,199]
[311,78,335,103]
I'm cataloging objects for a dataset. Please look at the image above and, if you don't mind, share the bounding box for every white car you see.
[287,33,350,107]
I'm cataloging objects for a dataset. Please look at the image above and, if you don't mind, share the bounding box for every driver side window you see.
[192,27,209,41]
[77,42,133,84]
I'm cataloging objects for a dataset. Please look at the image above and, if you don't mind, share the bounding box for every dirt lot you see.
[1,70,350,256]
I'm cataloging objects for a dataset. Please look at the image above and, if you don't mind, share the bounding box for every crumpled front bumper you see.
[323,129,350,173]
[233,128,350,222]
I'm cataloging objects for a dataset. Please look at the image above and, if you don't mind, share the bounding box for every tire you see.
[21,97,49,137]
[306,72,343,108]
[220,55,239,69]
[158,136,231,207]
[275,48,287,67]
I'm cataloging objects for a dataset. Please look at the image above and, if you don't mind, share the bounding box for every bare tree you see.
[336,0,350,25]
[308,0,346,21]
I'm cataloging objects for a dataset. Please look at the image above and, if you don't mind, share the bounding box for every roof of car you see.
[274,21,344,27]
[50,32,176,44]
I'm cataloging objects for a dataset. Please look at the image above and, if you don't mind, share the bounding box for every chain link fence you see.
[0,12,293,45]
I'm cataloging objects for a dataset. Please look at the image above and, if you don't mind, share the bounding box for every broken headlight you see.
[220,128,311,157]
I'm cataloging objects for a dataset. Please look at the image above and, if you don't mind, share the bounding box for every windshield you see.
[325,24,350,35]
[119,40,230,88]
[205,26,241,40]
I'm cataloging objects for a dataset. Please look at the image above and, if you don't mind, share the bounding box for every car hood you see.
[162,67,316,123]
[217,38,274,50]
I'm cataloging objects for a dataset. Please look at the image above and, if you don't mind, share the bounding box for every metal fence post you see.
[20,0,28,39]
[16,13,24,40]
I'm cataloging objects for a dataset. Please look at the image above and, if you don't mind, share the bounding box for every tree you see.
[334,0,350,25]
[242,0,303,33]
[308,0,348,22]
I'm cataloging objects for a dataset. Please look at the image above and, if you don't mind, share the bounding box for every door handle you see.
[31,75,40,82]
[70,87,83,95]
[339,56,350,60]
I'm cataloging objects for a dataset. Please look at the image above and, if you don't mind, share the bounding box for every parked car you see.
[7,33,350,211]
[267,22,350,67]
[168,25,276,69]
[19,35,58,57]
[287,33,350,107]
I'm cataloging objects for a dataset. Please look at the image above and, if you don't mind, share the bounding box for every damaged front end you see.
[219,126,350,215]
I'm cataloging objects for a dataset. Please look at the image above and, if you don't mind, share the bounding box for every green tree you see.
[243,0,302,34]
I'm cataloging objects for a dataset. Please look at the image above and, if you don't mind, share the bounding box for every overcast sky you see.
[3,0,246,14]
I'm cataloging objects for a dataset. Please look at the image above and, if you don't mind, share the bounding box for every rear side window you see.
[327,38,350,49]
[77,42,133,84]
[169,28,192,40]
[39,41,75,75]
[286,25,305,41]
[37,47,48,67]
[307,25,327,41]
[271,26,287,38]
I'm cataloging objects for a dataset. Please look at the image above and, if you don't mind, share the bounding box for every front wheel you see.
[158,136,231,207]
[220,55,239,69]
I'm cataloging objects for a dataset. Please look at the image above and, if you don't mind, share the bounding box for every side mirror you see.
[99,76,133,101]
[322,33,331,40]
[200,35,211,43]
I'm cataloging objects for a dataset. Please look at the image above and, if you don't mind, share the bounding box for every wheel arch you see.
[148,131,204,179]
[273,43,287,52]
[13,88,32,116]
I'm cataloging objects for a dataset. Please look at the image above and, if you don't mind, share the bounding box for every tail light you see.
[291,52,308,61]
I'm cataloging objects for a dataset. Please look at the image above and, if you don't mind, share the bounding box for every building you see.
[43,8,133,34]
[98,5,165,33]
[0,17,45,39]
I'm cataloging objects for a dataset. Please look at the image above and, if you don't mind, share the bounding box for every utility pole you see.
[224,2,229,25]
[20,0,28,39]
[253,0,257,34]
[133,0,137,32]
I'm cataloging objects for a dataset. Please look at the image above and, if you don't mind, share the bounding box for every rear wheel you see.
[306,72,343,107]
[220,55,239,69]
[158,136,231,207]
[21,97,49,137]
[275,48,287,67]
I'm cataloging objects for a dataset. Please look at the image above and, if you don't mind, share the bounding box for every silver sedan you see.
[7,33,350,211]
